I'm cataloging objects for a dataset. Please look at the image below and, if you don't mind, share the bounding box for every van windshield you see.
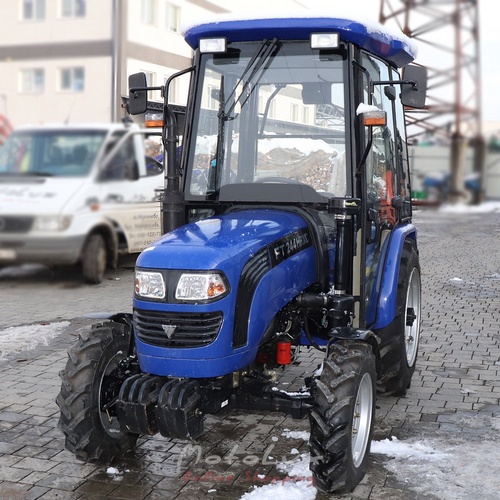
[0,130,106,177]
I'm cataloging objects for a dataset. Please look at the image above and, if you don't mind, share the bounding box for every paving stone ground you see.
[0,207,499,499]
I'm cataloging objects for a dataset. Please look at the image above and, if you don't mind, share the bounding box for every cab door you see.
[358,52,402,328]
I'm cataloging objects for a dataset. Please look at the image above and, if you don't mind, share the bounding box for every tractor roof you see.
[182,12,417,68]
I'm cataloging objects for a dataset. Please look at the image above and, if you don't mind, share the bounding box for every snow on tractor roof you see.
[182,10,417,68]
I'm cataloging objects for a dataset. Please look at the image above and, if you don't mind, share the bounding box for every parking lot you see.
[0,206,499,499]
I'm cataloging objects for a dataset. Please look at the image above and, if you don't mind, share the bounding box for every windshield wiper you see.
[208,39,281,196]
[225,38,281,119]
[207,75,226,195]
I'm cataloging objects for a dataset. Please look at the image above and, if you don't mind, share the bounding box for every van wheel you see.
[376,242,421,397]
[82,233,107,284]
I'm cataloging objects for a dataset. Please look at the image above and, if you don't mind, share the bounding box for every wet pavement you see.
[0,207,499,499]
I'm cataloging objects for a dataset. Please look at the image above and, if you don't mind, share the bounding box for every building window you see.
[22,0,46,21]
[290,103,299,122]
[20,68,45,93]
[164,2,180,32]
[141,0,156,26]
[302,106,310,124]
[60,67,85,92]
[165,76,179,103]
[61,0,86,18]
[143,71,156,100]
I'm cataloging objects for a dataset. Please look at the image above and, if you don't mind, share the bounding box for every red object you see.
[276,340,292,365]
[0,114,13,146]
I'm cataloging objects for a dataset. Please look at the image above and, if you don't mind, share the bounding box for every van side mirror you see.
[125,159,140,181]
[128,73,148,115]
[401,65,427,109]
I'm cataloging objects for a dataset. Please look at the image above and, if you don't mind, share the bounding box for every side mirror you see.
[125,159,140,181]
[401,65,427,109]
[128,73,148,115]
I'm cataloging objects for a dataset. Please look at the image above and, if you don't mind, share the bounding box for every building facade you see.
[0,0,309,128]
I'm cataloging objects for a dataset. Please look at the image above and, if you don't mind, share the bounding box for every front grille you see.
[0,216,34,233]
[134,308,223,348]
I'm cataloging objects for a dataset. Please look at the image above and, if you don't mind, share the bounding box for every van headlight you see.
[33,215,72,231]
[135,271,166,299]
[176,272,228,301]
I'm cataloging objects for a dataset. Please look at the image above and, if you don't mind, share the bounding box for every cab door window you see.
[361,53,398,227]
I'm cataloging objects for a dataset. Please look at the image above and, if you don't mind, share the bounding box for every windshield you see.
[186,41,348,202]
[0,130,106,177]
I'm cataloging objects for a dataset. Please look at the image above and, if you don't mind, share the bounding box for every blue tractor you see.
[57,12,426,494]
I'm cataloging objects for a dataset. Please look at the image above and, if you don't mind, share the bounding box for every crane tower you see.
[379,0,484,203]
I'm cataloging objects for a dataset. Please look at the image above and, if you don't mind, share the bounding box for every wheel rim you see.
[405,268,421,367]
[98,352,127,437]
[351,372,373,468]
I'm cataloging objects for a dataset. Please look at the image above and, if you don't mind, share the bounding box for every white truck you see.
[0,122,164,283]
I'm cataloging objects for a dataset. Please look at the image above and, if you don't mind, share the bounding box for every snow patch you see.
[0,321,70,359]
[281,429,310,441]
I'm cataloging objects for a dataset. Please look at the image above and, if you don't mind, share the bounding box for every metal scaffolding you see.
[379,0,484,202]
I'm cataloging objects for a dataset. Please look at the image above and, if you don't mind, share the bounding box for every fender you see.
[373,223,417,329]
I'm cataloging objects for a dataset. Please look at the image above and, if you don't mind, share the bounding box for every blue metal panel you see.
[184,16,416,68]
[373,224,417,329]
[133,209,318,378]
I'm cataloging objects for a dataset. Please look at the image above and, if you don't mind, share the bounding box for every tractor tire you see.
[309,341,376,494]
[376,241,421,397]
[82,233,107,284]
[56,321,139,462]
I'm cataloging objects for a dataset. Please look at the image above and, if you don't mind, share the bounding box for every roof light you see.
[200,37,227,53]
[311,33,339,49]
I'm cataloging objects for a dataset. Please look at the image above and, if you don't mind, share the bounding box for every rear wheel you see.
[82,233,107,284]
[56,321,139,462]
[309,341,376,494]
[376,241,421,397]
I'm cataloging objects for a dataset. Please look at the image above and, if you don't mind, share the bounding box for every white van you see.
[0,122,164,283]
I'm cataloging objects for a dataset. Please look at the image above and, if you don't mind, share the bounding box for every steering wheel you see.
[255,176,307,185]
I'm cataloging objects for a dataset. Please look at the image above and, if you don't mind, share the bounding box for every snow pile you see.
[281,429,310,441]
[372,436,500,499]
[240,451,316,500]
[0,321,69,359]
[438,201,500,214]
[371,436,448,461]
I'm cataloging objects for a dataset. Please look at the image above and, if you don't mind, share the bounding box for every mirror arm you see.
[371,79,417,92]
[129,86,165,97]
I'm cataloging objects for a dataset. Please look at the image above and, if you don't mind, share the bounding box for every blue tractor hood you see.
[133,208,319,378]
[137,208,310,271]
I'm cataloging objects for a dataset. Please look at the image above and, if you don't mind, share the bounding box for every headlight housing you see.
[135,271,166,299]
[176,272,228,301]
[33,215,72,232]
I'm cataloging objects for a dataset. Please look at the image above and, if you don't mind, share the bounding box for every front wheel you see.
[309,341,376,494]
[56,321,139,462]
